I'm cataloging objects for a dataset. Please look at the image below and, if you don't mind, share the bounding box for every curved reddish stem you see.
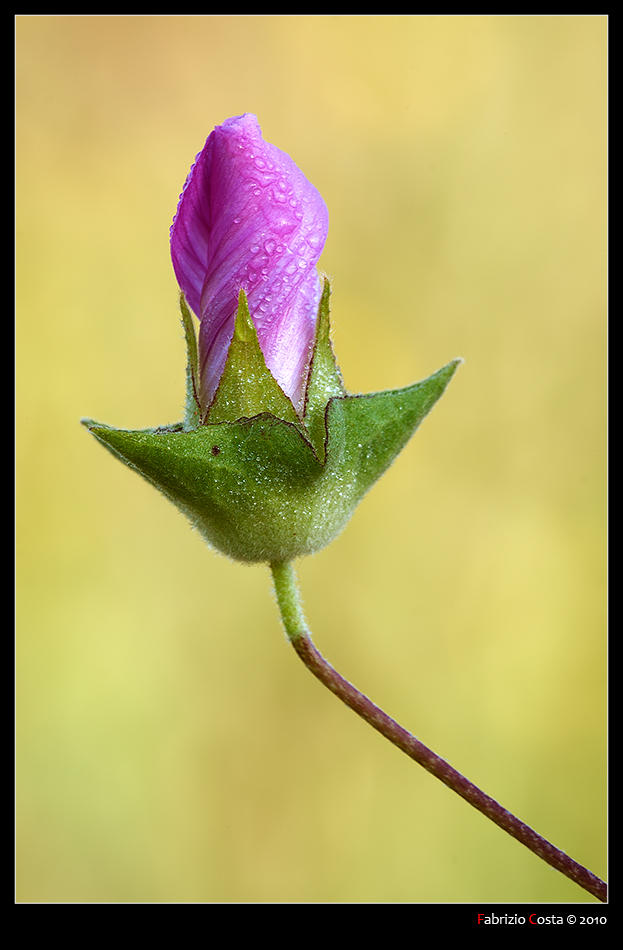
[271,561,606,903]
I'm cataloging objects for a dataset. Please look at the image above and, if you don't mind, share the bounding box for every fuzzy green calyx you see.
[83,283,460,563]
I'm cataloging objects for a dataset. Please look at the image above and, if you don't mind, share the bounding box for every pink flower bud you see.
[170,114,329,416]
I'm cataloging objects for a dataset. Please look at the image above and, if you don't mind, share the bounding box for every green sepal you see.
[324,358,462,506]
[206,289,301,429]
[179,293,202,431]
[82,358,460,564]
[82,415,327,563]
[303,277,345,462]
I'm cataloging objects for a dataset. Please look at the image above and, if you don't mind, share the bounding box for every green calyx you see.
[83,280,461,563]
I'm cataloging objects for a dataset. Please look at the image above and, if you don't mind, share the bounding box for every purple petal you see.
[170,114,328,413]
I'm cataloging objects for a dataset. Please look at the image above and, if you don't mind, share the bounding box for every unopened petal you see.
[170,114,328,414]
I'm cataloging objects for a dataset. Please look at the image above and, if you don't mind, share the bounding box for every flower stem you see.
[270,560,606,903]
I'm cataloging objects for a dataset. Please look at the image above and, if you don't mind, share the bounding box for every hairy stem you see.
[270,560,606,903]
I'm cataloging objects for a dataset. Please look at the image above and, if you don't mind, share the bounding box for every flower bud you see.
[83,116,461,564]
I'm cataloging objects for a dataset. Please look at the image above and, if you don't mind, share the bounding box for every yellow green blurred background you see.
[16,16,606,903]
